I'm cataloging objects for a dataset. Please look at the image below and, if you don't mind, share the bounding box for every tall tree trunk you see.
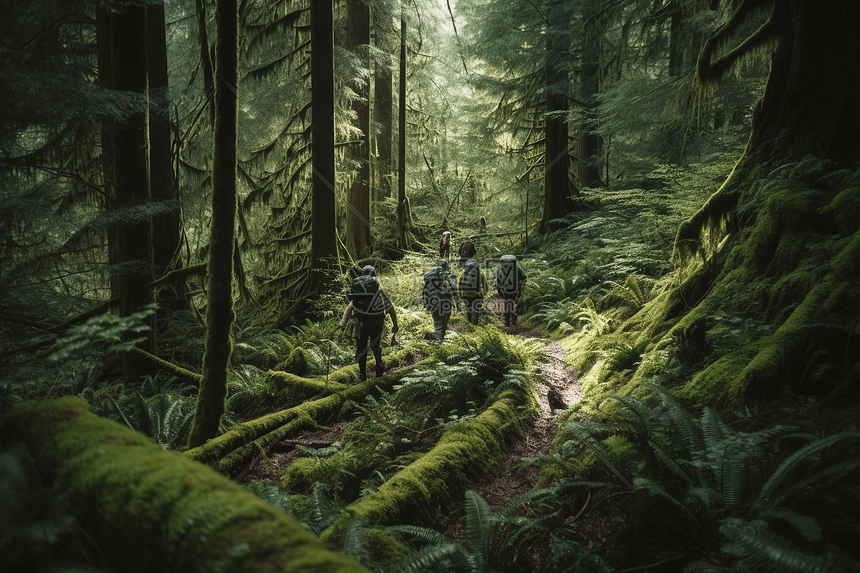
[575,8,602,189]
[669,0,860,405]
[395,14,411,253]
[540,0,575,233]
[196,0,216,125]
[188,0,239,448]
[96,6,117,300]
[373,4,394,202]
[111,0,156,385]
[310,0,337,289]
[743,1,860,165]
[346,0,372,258]
[146,2,182,299]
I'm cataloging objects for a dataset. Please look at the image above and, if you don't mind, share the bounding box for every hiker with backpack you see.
[496,255,527,328]
[439,231,451,259]
[340,265,399,381]
[457,258,488,325]
[423,259,460,340]
[458,239,477,267]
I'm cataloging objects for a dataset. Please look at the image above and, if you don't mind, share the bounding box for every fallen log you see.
[0,397,369,573]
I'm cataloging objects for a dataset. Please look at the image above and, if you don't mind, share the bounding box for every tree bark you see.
[395,14,412,252]
[111,0,156,384]
[540,0,575,233]
[575,5,602,189]
[188,0,239,448]
[346,0,372,258]
[743,1,860,165]
[310,0,337,288]
[373,3,394,202]
[146,2,180,279]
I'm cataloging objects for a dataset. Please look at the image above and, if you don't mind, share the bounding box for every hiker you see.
[341,265,398,380]
[496,255,527,327]
[458,239,477,267]
[457,258,488,325]
[439,231,452,259]
[423,259,460,339]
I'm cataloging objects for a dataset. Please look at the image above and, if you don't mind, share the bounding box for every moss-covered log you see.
[132,346,202,386]
[187,357,435,475]
[322,385,540,536]
[0,397,369,573]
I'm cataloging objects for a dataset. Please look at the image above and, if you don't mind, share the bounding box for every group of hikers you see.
[340,231,527,381]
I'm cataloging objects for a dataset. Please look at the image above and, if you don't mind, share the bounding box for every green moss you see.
[280,457,326,493]
[276,346,308,375]
[186,357,436,475]
[320,387,538,534]
[821,185,860,234]
[0,397,369,573]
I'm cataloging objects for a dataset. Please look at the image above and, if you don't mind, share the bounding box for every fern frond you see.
[389,541,469,573]
[463,490,497,564]
[720,517,854,573]
[564,420,634,490]
[604,394,654,438]
[543,535,614,573]
[303,482,341,535]
[648,384,705,460]
[764,457,860,509]
[754,432,860,509]
[386,524,450,545]
[633,476,700,525]
[757,508,823,543]
[648,439,695,486]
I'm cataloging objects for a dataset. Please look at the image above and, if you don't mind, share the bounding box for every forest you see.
[1,0,859,571]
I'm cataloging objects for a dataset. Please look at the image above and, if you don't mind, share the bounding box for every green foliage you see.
[90,389,196,451]
[385,489,550,573]
[553,385,860,570]
[541,535,614,573]
[48,304,158,362]
[720,518,856,573]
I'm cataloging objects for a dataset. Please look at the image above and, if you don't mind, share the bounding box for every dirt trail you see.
[240,313,583,530]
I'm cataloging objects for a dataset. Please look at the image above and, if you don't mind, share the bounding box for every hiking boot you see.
[375,365,385,378]
[359,372,367,381]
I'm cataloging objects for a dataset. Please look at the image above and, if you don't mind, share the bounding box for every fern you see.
[301,483,342,535]
[542,535,614,573]
[753,431,860,510]
[463,490,497,565]
[572,298,610,335]
[720,518,855,573]
[48,303,158,361]
[388,541,471,573]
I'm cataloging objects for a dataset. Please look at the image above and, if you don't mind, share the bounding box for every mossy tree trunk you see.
[310,0,337,289]
[346,0,372,258]
[111,0,156,385]
[663,0,860,405]
[188,0,239,448]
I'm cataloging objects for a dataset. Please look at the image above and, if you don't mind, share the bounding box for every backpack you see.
[423,267,452,313]
[497,255,525,295]
[459,263,481,296]
[458,241,476,259]
[348,274,387,324]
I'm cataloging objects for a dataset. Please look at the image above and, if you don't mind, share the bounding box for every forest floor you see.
[239,303,584,548]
